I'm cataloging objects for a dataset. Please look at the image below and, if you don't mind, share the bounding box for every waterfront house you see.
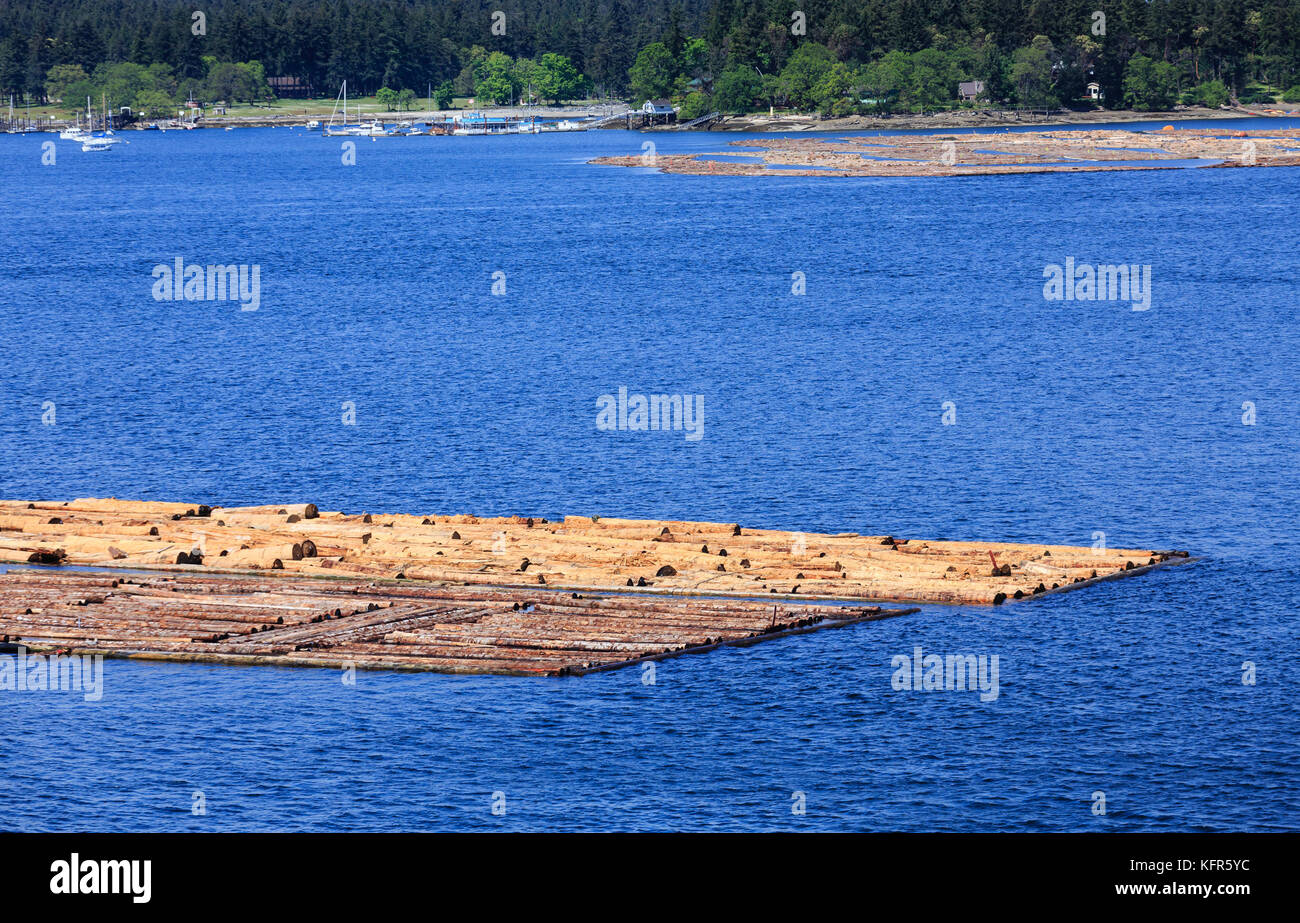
[958,80,985,101]
[268,76,313,98]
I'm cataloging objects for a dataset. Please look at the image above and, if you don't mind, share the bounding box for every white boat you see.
[350,120,388,136]
[81,136,120,152]
[61,98,95,139]
[306,119,321,130]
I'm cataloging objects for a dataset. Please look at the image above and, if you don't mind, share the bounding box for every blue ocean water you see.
[0,119,1296,831]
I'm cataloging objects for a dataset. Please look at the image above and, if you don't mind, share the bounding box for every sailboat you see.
[76,95,123,149]
[324,81,362,135]
[324,82,392,135]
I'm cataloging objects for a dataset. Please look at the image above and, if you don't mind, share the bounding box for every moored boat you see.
[81,136,121,152]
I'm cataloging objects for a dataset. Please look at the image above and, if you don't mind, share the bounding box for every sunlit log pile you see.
[0,570,915,675]
[590,127,1300,177]
[0,499,1187,606]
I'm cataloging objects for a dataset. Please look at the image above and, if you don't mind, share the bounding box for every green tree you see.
[1123,55,1179,111]
[1195,79,1229,108]
[396,88,416,111]
[679,90,711,119]
[44,64,88,103]
[475,51,517,104]
[863,51,911,112]
[134,89,176,117]
[679,37,710,79]
[535,52,582,104]
[907,48,952,111]
[1010,36,1057,107]
[513,57,538,101]
[628,42,674,102]
[434,80,455,109]
[811,61,856,115]
[202,61,270,104]
[778,42,836,110]
[375,86,398,110]
[714,64,761,113]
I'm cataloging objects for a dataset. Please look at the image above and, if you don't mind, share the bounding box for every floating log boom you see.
[0,498,1188,607]
[0,570,916,676]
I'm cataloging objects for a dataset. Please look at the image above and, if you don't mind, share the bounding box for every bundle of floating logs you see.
[590,126,1300,177]
[0,498,1188,606]
[0,570,916,675]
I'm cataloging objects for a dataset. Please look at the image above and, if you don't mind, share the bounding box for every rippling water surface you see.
[0,119,1296,830]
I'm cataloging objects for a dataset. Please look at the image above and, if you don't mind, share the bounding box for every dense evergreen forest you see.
[2,1,1299,115]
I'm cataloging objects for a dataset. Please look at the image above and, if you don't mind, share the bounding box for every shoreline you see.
[696,105,1285,133]
[20,103,1296,133]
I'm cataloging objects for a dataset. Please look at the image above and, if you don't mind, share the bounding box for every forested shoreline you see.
[2,1,1299,117]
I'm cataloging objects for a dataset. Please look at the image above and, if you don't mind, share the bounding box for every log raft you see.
[0,570,916,676]
[0,499,1190,607]
[590,126,1300,177]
